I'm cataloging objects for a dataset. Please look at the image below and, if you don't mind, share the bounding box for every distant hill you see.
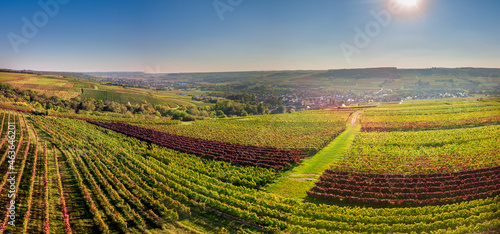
[3,67,499,96]
[148,67,500,91]
[0,69,100,81]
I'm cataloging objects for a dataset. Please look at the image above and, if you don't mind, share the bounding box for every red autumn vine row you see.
[322,165,500,181]
[361,116,500,132]
[308,166,500,206]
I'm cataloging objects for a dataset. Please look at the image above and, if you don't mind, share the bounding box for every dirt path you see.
[350,111,363,126]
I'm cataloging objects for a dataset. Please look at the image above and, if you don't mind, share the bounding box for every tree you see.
[240,109,248,116]
[215,109,227,118]
[257,103,265,115]
[272,105,286,114]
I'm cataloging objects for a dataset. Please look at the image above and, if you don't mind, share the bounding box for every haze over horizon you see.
[1,0,500,73]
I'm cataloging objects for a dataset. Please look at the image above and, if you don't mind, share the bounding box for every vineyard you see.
[0,98,498,233]
[88,120,308,170]
[360,99,500,131]
[80,89,192,108]
[308,165,500,207]
[305,99,500,226]
[135,109,353,152]
[331,124,500,174]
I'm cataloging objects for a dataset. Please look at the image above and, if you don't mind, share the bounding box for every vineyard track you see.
[350,111,362,126]
[266,123,360,199]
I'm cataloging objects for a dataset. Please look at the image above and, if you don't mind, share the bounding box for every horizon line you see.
[3,66,500,75]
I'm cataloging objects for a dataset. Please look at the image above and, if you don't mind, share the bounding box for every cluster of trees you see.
[213,100,269,117]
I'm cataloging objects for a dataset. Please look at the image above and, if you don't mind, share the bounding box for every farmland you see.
[80,89,195,107]
[0,71,205,111]
[16,110,499,233]
[0,72,85,99]
[0,94,498,233]
[308,165,500,207]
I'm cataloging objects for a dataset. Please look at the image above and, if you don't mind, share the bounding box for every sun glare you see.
[397,0,420,8]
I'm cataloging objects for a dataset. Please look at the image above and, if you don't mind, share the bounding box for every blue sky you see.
[1,0,499,73]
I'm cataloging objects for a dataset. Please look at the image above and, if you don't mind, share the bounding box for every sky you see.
[1,0,499,73]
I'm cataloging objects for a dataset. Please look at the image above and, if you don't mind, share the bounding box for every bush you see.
[172,110,187,120]
[182,115,196,122]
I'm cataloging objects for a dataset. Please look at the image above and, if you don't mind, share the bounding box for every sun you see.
[397,0,420,8]
[387,0,423,14]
